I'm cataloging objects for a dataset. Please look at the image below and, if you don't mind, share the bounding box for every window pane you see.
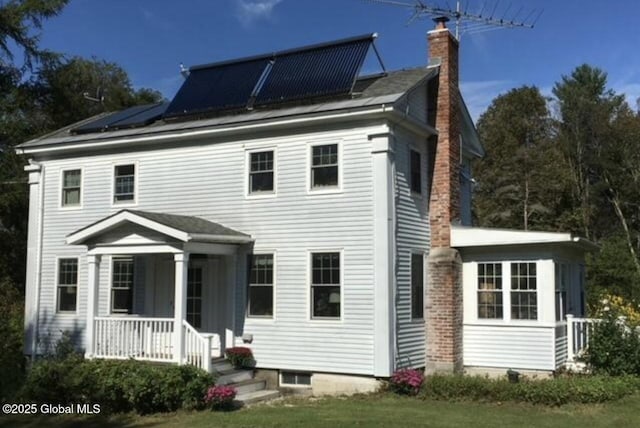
[63,189,80,206]
[410,150,422,194]
[58,286,77,312]
[114,164,135,202]
[411,253,424,319]
[58,259,78,285]
[249,286,273,317]
[311,166,338,188]
[312,145,338,166]
[250,151,273,172]
[63,170,81,188]
[250,171,274,192]
[312,286,340,318]
[115,164,135,176]
[112,289,133,313]
[312,253,339,285]
[477,262,503,319]
[112,258,134,313]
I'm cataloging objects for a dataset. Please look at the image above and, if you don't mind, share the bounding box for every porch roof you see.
[66,209,253,246]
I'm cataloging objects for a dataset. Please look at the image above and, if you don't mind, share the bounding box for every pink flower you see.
[390,369,424,395]
[204,385,237,410]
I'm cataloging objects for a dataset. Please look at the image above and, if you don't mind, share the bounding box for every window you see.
[477,263,503,319]
[310,144,338,189]
[114,164,135,203]
[248,254,274,318]
[57,258,78,312]
[249,150,274,194]
[61,169,81,207]
[187,266,203,328]
[410,150,422,194]
[555,263,568,322]
[511,262,537,320]
[411,253,424,319]
[311,252,340,319]
[111,257,134,314]
[280,371,311,387]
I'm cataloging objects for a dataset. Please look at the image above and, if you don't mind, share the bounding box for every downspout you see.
[32,162,45,356]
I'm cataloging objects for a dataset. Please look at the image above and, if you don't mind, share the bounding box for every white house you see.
[16,19,595,395]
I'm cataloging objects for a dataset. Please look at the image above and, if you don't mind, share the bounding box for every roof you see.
[451,225,598,251]
[66,209,252,245]
[17,67,436,152]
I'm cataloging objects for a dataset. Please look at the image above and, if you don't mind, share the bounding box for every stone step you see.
[235,389,280,406]
[211,358,233,372]
[216,369,252,385]
[233,378,266,395]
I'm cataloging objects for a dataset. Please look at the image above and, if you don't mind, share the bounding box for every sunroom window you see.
[477,262,503,319]
[511,262,537,320]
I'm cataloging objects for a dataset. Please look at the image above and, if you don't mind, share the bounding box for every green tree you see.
[474,86,568,231]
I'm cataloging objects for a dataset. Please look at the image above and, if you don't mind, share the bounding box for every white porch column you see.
[174,252,189,364]
[85,254,101,358]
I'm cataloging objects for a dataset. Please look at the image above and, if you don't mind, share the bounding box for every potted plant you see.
[204,385,237,411]
[225,347,255,369]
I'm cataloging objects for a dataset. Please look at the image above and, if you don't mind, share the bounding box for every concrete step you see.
[235,389,280,406]
[216,369,252,385]
[233,378,266,395]
[211,358,233,372]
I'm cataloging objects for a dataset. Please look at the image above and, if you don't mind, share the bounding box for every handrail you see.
[182,320,213,372]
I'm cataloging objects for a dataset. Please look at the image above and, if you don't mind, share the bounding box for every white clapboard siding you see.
[394,128,430,369]
[35,124,379,375]
[464,324,556,371]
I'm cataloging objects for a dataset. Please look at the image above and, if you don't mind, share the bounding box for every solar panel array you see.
[72,34,376,133]
[72,102,168,134]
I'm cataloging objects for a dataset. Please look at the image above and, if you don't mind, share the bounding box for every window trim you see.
[307,141,343,195]
[111,161,138,207]
[55,257,79,314]
[246,251,276,320]
[59,168,83,210]
[409,148,422,196]
[110,256,135,315]
[245,147,277,199]
[279,371,312,388]
[308,249,344,322]
[410,250,425,321]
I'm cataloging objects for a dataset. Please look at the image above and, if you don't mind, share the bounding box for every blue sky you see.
[38,0,640,121]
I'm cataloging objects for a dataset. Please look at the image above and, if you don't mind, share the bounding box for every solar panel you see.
[72,102,168,134]
[255,38,372,106]
[163,58,271,119]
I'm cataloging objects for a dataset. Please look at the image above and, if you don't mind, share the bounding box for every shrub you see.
[225,347,255,369]
[204,385,237,411]
[389,369,424,395]
[421,374,640,406]
[21,356,215,414]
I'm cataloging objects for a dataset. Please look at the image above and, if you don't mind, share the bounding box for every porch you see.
[66,209,253,372]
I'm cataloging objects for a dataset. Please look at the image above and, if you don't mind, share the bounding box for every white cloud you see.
[460,80,514,123]
[235,0,283,27]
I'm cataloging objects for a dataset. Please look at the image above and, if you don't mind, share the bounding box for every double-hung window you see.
[511,262,537,320]
[310,144,339,189]
[410,150,422,194]
[111,257,134,314]
[114,164,135,203]
[411,253,424,319]
[247,254,274,318]
[61,169,81,207]
[248,151,274,194]
[311,252,340,319]
[57,258,78,312]
[477,262,503,319]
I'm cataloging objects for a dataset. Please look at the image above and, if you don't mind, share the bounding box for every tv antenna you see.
[366,1,542,40]
[83,86,104,104]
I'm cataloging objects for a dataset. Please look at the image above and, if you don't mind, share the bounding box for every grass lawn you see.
[2,393,640,428]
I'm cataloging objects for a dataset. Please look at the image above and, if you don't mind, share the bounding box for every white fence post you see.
[203,334,213,373]
[566,314,575,363]
[225,328,234,351]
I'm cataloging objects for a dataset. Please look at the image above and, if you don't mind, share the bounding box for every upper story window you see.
[511,262,538,320]
[477,262,503,319]
[114,164,135,203]
[310,143,339,190]
[61,169,81,207]
[111,257,134,314]
[57,258,78,313]
[249,150,274,194]
[247,254,274,318]
[410,149,422,194]
[310,252,341,319]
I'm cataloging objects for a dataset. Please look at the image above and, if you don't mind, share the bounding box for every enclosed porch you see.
[66,209,253,372]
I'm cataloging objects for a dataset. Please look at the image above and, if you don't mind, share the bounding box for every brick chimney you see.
[425,16,463,374]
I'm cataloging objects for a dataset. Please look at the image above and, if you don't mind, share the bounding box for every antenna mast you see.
[366,0,541,40]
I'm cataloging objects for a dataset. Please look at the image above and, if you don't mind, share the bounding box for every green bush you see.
[20,357,215,414]
[421,374,640,406]
[582,312,640,376]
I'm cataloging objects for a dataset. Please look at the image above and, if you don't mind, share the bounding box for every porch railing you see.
[93,317,174,362]
[183,321,221,372]
[566,314,599,364]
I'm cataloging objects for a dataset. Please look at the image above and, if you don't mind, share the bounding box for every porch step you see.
[211,358,233,372]
[233,379,267,395]
[216,369,253,385]
[235,389,280,406]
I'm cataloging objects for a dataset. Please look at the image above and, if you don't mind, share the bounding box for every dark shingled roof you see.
[126,210,250,238]
[354,67,438,98]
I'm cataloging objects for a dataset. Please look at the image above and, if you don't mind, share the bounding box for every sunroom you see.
[66,209,253,373]
[451,226,598,373]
